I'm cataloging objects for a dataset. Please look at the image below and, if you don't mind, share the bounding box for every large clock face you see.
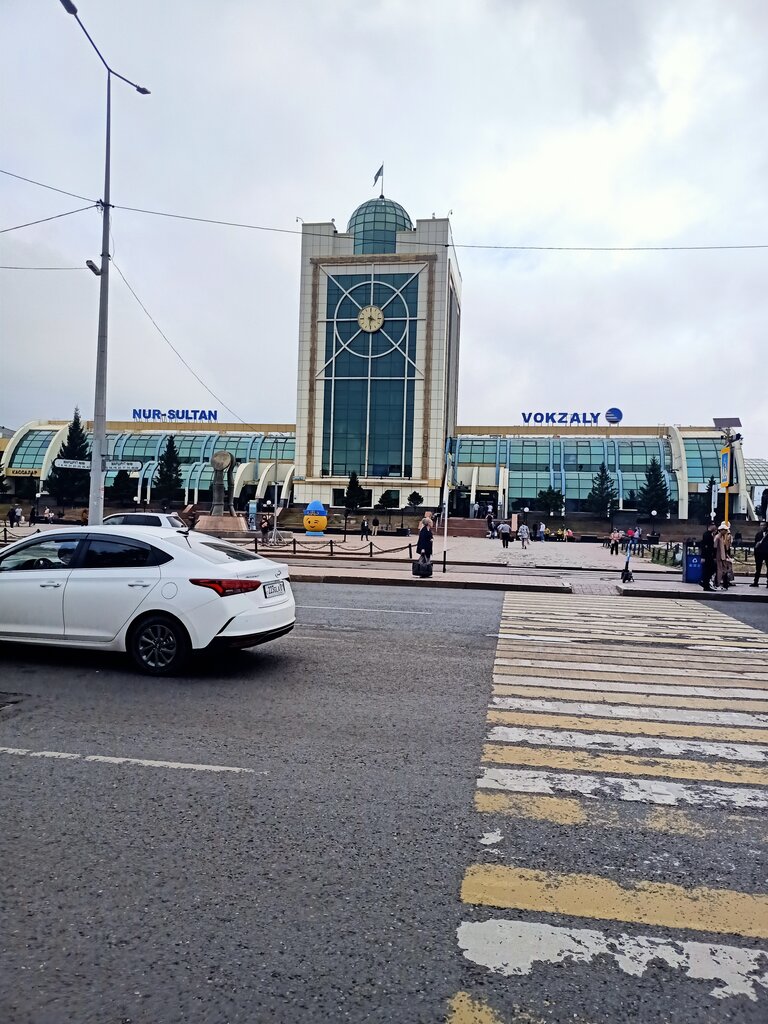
[357,305,384,333]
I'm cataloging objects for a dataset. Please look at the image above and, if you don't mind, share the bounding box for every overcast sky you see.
[2,0,766,456]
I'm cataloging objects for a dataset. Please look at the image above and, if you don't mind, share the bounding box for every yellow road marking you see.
[481,742,768,787]
[473,790,767,842]
[487,708,768,744]
[446,991,507,1024]
[490,684,768,713]
[460,865,768,938]
[493,666,768,688]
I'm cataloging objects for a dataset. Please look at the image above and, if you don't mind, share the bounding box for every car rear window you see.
[193,541,264,564]
[167,515,186,528]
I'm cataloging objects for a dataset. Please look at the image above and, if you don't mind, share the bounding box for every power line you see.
[0,204,98,234]
[3,166,768,251]
[111,259,247,424]
[0,168,97,203]
[0,265,87,270]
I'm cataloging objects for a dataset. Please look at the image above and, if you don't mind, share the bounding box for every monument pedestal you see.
[195,514,248,536]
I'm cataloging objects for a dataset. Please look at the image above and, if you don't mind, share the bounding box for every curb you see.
[288,572,572,593]
[619,586,768,602]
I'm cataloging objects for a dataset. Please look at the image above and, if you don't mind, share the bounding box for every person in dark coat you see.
[700,523,717,592]
[416,518,433,561]
[751,522,768,587]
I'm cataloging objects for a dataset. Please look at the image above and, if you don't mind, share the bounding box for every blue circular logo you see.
[605,407,623,424]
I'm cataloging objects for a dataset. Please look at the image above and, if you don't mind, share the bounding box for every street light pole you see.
[59,1,149,526]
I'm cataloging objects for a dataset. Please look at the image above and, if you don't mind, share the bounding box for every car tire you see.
[128,614,191,676]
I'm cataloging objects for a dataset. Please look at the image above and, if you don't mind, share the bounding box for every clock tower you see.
[294,194,461,509]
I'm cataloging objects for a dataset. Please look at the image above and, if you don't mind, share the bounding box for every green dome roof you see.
[347,197,413,254]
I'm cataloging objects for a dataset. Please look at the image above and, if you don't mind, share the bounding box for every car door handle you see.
[128,582,151,588]
[39,582,62,588]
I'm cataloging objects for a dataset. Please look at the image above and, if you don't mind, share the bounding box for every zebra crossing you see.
[454,594,768,1019]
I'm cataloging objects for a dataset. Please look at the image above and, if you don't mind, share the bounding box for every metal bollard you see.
[442,550,447,574]
[369,542,373,558]
[330,539,334,556]
[254,537,258,553]
[408,543,412,559]
[293,538,297,555]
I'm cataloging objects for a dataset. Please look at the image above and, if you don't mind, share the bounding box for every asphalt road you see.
[1,584,502,1024]
[1,586,766,1024]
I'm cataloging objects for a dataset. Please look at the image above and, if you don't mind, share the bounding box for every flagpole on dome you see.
[373,163,384,198]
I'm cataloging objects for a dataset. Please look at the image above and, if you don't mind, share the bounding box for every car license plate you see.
[263,580,286,599]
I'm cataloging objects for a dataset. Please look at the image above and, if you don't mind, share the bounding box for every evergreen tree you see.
[585,462,619,519]
[106,469,137,506]
[638,456,670,517]
[377,490,399,510]
[44,407,91,506]
[407,490,424,509]
[537,486,565,517]
[344,471,365,513]
[626,488,637,507]
[153,436,183,505]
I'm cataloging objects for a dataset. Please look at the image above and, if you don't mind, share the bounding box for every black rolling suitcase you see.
[412,555,433,578]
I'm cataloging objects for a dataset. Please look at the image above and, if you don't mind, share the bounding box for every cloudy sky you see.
[2,0,766,455]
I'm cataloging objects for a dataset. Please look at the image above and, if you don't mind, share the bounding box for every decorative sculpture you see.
[303,500,328,536]
[210,450,236,517]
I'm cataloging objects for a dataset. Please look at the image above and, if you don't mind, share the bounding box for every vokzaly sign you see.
[521,408,623,426]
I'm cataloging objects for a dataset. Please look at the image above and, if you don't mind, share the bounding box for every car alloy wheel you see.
[130,615,189,676]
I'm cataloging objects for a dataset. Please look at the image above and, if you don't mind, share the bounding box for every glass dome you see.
[347,197,413,254]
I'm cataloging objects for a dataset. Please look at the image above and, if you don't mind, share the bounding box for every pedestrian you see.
[487,502,494,516]
[610,528,620,555]
[565,528,574,542]
[472,501,479,519]
[360,517,370,540]
[260,515,270,543]
[80,508,88,526]
[371,515,379,537]
[751,522,768,588]
[7,505,15,528]
[486,511,494,538]
[518,522,530,549]
[715,521,731,590]
[416,516,433,561]
[498,520,512,548]
[536,522,544,542]
[699,523,717,591]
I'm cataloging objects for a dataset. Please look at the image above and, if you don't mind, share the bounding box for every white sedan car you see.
[102,511,187,530]
[0,527,294,675]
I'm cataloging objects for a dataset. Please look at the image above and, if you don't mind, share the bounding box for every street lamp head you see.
[59,0,78,14]
[86,259,101,276]
[136,86,151,95]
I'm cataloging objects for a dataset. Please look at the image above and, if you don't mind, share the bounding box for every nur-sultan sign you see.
[132,408,219,422]
[522,408,623,426]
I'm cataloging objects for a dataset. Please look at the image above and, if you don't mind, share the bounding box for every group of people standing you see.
[699,520,768,591]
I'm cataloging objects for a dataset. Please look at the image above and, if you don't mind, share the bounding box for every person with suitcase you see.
[413,517,434,578]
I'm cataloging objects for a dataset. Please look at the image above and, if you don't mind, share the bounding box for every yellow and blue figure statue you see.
[303,500,328,536]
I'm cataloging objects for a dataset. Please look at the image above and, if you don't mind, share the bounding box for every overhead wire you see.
[3,166,767,252]
[0,168,97,203]
[111,258,247,424]
[0,204,98,234]
[0,265,88,270]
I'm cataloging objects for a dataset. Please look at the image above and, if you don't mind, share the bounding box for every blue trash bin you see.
[683,551,702,584]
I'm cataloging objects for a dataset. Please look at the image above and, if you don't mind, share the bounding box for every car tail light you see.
[190,578,263,597]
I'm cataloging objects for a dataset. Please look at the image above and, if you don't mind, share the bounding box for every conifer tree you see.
[344,471,365,513]
[637,456,670,517]
[153,436,183,505]
[585,462,619,519]
[536,486,565,517]
[44,407,91,506]
[407,491,424,509]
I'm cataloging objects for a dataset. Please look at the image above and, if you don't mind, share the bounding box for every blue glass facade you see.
[455,436,678,506]
[321,272,418,478]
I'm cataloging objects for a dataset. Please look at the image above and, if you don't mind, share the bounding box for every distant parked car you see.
[0,527,294,674]
[103,511,187,530]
